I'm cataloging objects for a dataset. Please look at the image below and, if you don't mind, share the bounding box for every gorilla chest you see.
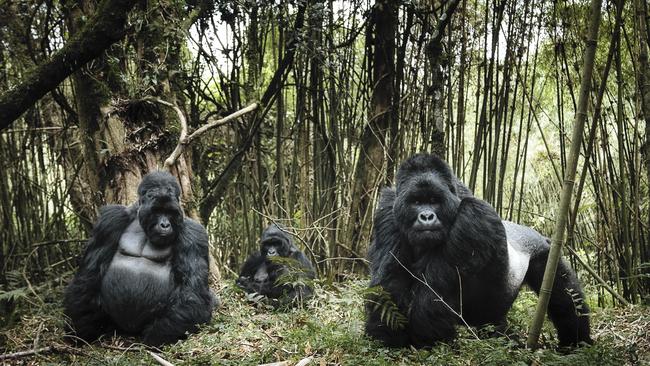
[101,220,174,332]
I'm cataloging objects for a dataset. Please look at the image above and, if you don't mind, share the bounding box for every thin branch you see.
[32,238,87,247]
[565,246,630,306]
[139,97,188,169]
[185,103,259,143]
[316,257,369,264]
[142,97,259,169]
[164,102,259,169]
[389,252,481,341]
[165,103,259,169]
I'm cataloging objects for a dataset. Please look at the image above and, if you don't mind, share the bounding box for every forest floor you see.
[0,278,648,365]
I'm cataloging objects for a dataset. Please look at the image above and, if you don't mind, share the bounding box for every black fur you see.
[236,224,316,306]
[365,153,591,348]
[64,171,217,346]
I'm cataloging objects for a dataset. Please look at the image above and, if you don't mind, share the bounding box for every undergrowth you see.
[0,279,648,365]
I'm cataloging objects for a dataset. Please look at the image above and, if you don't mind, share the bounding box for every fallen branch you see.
[148,350,175,366]
[0,346,52,361]
[258,356,313,366]
[258,362,290,366]
[295,356,313,366]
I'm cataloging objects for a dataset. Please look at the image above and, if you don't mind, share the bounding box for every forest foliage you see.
[0,0,649,363]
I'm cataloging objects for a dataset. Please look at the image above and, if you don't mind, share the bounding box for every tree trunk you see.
[346,0,396,254]
[635,0,650,212]
[0,0,138,128]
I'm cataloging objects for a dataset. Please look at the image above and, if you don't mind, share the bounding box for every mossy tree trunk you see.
[61,0,193,229]
[345,0,396,254]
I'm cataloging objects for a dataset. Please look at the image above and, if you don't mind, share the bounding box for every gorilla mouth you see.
[415,227,439,233]
[414,229,440,238]
[148,227,176,246]
[150,225,173,237]
[412,223,443,233]
[408,228,446,246]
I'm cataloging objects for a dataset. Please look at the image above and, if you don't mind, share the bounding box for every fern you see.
[270,256,315,290]
[0,287,28,302]
[363,286,407,330]
[0,271,28,303]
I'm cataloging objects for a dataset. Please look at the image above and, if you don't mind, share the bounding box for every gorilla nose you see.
[267,248,277,256]
[418,210,436,225]
[159,220,171,231]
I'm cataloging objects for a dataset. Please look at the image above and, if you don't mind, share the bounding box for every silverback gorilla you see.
[237,224,316,306]
[64,172,217,346]
[365,154,591,348]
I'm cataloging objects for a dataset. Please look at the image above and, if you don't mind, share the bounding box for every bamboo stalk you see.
[526,0,603,349]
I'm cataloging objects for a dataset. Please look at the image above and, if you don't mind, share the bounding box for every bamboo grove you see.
[0,0,648,323]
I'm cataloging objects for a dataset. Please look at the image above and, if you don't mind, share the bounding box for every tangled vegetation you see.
[1,279,648,365]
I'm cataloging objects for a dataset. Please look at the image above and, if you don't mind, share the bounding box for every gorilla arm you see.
[141,219,216,346]
[64,205,135,342]
[236,252,267,294]
[365,188,414,347]
[445,197,507,270]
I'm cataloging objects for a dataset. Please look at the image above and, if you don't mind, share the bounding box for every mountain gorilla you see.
[365,154,591,348]
[64,171,217,346]
[237,224,315,306]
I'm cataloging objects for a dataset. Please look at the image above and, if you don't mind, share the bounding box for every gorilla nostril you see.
[418,211,436,224]
[160,222,171,229]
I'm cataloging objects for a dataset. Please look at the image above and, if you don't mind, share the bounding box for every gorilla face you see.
[137,172,183,246]
[260,225,294,258]
[394,155,461,247]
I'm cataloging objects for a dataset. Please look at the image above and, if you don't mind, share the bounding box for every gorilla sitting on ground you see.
[64,171,217,346]
[237,224,316,306]
[365,153,592,348]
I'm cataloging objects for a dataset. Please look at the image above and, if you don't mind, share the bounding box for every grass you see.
[0,278,648,365]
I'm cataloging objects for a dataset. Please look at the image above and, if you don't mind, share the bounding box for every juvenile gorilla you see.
[365,154,591,348]
[237,224,316,305]
[64,172,217,346]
